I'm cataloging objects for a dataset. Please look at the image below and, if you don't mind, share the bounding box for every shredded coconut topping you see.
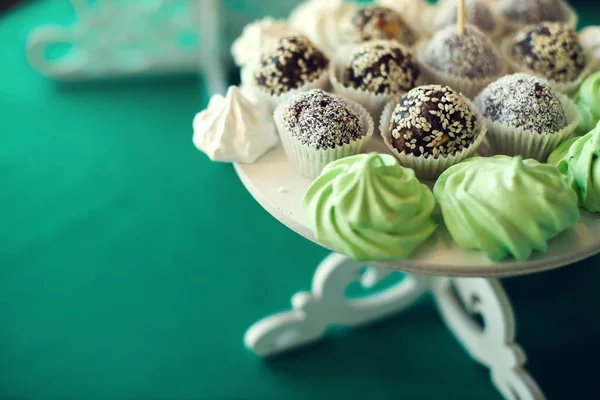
[423,25,501,80]
[255,35,329,96]
[512,22,586,83]
[475,73,567,134]
[282,90,364,150]
[346,41,419,95]
[498,0,565,25]
[434,0,496,33]
[390,85,480,158]
[348,6,415,46]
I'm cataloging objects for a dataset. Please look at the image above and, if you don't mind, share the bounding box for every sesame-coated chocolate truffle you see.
[475,73,567,134]
[390,85,480,158]
[255,35,329,96]
[434,0,497,35]
[497,0,565,25]
[422,25,502,80]
[511,22,586,83]
[346,41,419,95]
[282,90,364,150]
[348,6,416,47]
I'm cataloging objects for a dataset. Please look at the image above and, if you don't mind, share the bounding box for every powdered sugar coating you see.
[475,73,567,134]
[346,41,419,95]
[434,0,496,34]
[255,35,329,96]
[423,25,502,80]
[282,90,364,150]
[498,0,565,25]
[512,22,586,83]
[348,6,416,47]
[390,85,480,158]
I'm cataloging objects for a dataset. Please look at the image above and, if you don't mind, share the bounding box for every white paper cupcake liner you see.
[246,64,331,115]
[274,97,374,178]
[500,38,592,96]
[379,97,487,180]
[480,94,581,162]
[329,43,422,122]
[417,53,507,99]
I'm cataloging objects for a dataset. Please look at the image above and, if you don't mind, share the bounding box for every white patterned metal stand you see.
[25,0,226,94]
[235,140,600,400]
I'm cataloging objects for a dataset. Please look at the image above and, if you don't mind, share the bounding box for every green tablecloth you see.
[1,1,599,399]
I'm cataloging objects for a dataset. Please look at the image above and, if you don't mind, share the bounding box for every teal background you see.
[1,1,600,399]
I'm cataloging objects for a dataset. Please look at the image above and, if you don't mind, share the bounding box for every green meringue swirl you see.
[554,121,600,212]
[573,71,600,136]
[302,153,437,261]
[434,156,580,261]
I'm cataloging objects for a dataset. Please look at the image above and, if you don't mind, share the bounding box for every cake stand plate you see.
[235,140,600,400]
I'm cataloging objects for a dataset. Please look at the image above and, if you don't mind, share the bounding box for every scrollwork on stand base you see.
[244,253,429,357]
[245,253,545,400]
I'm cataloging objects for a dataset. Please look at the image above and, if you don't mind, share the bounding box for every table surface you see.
[2,1,600,400]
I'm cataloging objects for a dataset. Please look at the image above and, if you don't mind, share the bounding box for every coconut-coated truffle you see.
[475,73,568,134]
[433,0,497,35]
[282,89,364,150]
[497,0,566,25]
[422,25,502,80]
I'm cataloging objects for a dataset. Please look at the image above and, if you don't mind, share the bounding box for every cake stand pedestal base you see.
[244,253,545,400]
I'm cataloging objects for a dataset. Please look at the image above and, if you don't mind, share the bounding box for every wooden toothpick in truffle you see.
[458,0,466,35]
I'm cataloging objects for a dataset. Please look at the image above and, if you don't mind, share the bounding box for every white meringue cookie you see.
[288,0,357,57]
[193,86,278,163]
[231,17,299,68]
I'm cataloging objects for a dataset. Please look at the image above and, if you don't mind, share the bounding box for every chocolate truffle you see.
[475,73,568,134]
[255,35,329,96]
[434,0,497,35]
[348,6,416,47]
[390,85,480,158]
[282,90,364,149]
[497,0,565,25]
[511,22,586,83]
[346,41,419,95]
[422,25,502,80]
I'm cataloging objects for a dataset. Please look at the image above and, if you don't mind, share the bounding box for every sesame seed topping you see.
[346,41,419,95]
[390,85,480,158]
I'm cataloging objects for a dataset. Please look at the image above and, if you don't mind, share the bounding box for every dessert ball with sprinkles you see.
[511,22,586,83]
[255,35,329,96]
[433,0,497,35]
[390,85,480,158]
[346,41,419,95]
[347,6,416,47]
[497,0,566,25]
[282,89,364,149]
[475,73,567,134]
[422,25,502,80]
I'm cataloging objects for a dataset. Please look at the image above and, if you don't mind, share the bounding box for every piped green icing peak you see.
[554,121,600,212]
[573,71,600,136]
[302,153,437,261]
[434,156,580,261]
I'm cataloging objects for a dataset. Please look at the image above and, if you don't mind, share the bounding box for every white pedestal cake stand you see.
[234,139,600,400]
